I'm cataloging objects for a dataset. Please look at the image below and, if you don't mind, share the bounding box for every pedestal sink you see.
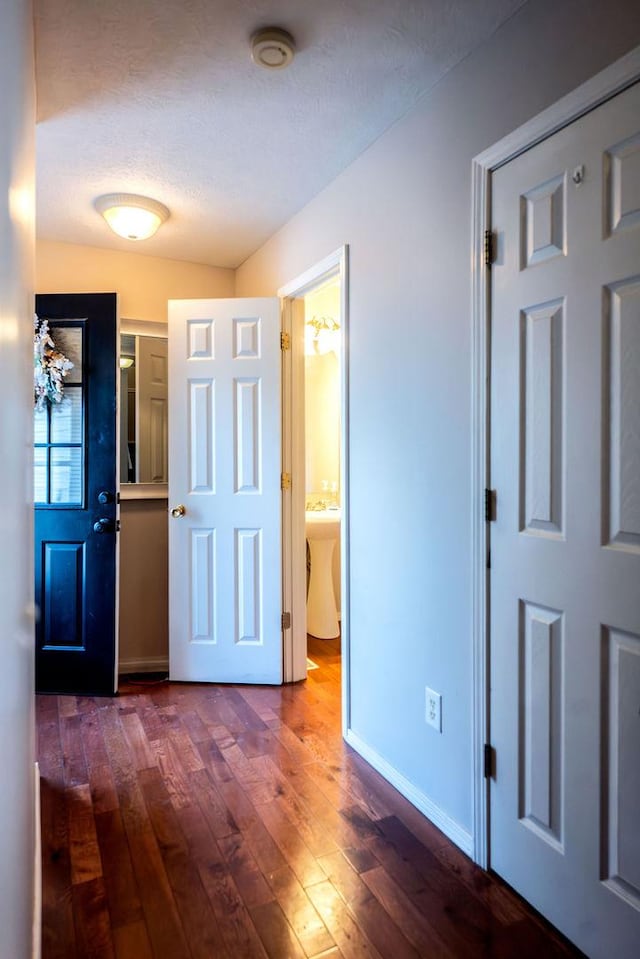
[305,509,341,639]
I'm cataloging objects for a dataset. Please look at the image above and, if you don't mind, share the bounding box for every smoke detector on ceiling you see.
[251,28,295,70]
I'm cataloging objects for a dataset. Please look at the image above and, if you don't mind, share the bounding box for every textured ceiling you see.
[35,0,525,268]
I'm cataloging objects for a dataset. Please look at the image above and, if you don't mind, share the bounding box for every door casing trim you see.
[470,45,640,869]
[279,246,350,736]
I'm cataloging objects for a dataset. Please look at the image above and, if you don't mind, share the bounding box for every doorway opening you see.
[279,246,350,733]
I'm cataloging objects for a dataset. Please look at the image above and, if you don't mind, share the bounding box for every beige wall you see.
[118,500,168,671]
[237,0,640,839]
[37,239,234,320]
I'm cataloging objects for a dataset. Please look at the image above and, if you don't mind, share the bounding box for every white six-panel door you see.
[168,297,282,684]
[490,81,640,958]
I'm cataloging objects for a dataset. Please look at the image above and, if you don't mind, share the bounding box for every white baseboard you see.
[118,656,169,675]
[345,729,474,858]
[33,762,41,959]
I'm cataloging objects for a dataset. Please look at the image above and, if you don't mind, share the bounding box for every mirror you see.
[119,320,168,493]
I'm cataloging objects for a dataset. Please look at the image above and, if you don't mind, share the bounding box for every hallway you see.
[37,637,581,958]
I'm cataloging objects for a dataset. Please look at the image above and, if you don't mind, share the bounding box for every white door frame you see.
[470,46,640,868]
[278,246,350,733]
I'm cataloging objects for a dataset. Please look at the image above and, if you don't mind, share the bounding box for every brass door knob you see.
[170,504,186,518]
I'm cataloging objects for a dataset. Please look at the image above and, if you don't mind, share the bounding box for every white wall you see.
[0,1,37,956]
[237,0,640,843]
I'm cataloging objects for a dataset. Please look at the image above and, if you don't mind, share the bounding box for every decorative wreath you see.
[34,315,74,411]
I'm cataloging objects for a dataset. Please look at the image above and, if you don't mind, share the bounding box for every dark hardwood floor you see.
[37,635,583,958]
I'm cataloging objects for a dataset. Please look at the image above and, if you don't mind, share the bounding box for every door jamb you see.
[278,246,350,732]
[470,46,640,868]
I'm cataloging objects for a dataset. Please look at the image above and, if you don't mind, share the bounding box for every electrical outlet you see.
[425,687,442,732]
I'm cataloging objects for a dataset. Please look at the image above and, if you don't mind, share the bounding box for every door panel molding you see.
[470,45,640,869]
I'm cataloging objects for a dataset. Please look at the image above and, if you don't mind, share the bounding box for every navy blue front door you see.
[34,292,118,695]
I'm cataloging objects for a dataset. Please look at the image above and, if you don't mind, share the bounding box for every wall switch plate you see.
[425,687,442,732]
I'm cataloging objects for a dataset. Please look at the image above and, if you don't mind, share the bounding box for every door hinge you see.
[484,743,494,779]
[484,229,496,268]
[281,611,291,630]
[281,472,291,491]
[484,488,497,522]
[280,331,291,350]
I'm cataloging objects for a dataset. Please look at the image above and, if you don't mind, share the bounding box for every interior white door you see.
[490,81,640,959]
[168,297,282,684]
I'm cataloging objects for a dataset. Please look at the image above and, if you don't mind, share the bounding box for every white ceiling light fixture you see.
[251,28,295,70]
[94,193,170,241]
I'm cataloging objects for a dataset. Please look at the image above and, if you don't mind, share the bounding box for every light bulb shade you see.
[94,193,169,241]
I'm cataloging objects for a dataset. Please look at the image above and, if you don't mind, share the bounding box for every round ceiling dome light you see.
[94,193,170,241]
[251,28,295,70]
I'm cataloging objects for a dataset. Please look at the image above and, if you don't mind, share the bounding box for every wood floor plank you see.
[169,723,207,773]
[67,784,103,886]
[197,856,270,959]
[372,815,504,957]
[86,761,120,816]
[361,865,456,958]
[136,702,166,743]
[121,819,191,958]
[217,831,275,910]
[119,711,157,771]
[178,707,212,745]
[58,695,79,719]
[258,798,328,888]
[266,864,336,957]
[216,777,289,876]
[60,714,88,787]
[224,686,269,732]
[262,753,369,855]
[306,879,383,959]
[94,809,143,929]
[189,765,239,838]
[98,705,191,958]
[196,734,235,784]
[434,841,527,925]
[140,767,231,959]
[150,735,192,810]
[317,850,420,959]
[249,899,308,959]
[39,639,584,959]
[40,778,77,959]
[79,710,110,770]
[71,877,115,959]
[111,920,154,959]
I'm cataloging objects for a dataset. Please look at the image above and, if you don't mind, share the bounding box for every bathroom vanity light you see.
[119,356,134,369]
[305,315,340,355]
[94,193,170,241]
